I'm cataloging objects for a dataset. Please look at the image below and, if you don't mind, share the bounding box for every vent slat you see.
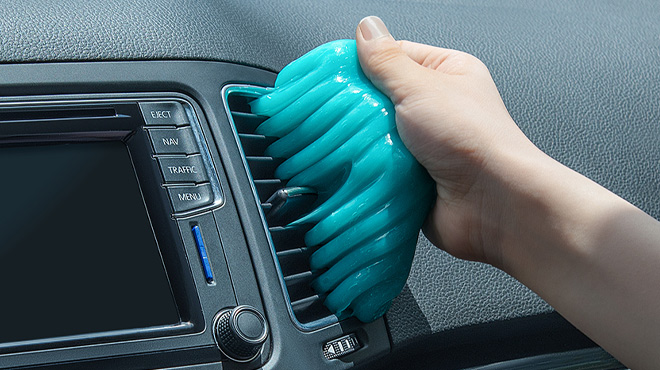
[284,270,322,301]
[254,179,284,202]
[276,247,312,276]
[284,270,315,284]
[291,295,321,310]
[246,157,284,179]
[269,225,308,252]
[239,133,277,156]
[227,94,256,114]
[287,283,318,303]
[232,112,267,133]
[291,297,333,324]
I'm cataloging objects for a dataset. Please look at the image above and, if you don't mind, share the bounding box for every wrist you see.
[475,143,586,271]
[483,143,621,281]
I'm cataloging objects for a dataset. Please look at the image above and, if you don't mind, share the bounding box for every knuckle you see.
[444,51,489,74]
[367,44,406,71]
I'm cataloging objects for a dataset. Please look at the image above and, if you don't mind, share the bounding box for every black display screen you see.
[0,141,180,344]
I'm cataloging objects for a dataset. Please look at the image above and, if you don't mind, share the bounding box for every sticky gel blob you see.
[250,39,435,322]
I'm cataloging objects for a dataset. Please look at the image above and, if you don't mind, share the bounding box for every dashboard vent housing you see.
[225,87,336,329]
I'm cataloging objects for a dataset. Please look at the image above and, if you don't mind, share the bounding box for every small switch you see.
[168,184,214,212]
[158,155,209,183]
[140,101,189,126]
[149,127,199,154]
[323,334,360,360]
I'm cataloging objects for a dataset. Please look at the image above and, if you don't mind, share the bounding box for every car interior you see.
[1,1,657,369]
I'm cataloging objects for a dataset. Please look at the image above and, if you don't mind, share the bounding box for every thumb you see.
[356,16,423,103]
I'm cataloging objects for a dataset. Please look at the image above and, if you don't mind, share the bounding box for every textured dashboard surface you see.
[386,237,551,346]
[2,0,659,353]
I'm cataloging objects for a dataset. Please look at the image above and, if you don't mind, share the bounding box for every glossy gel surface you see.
[250,39,435,322]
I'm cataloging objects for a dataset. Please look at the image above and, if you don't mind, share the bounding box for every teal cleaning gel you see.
[240,39,435,322]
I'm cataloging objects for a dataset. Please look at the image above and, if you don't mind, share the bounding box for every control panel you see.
[0,94,270,369]
[139,100,224,217]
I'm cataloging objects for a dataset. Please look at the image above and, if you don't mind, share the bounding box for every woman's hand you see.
[355,16,660,370]
[356,16,545,266]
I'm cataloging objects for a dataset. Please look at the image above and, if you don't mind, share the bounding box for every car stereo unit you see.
[0,94,270,369]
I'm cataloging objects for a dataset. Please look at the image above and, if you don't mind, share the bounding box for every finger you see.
[399,40,480,75]
[397,40,456,68]
[355,16,425,103]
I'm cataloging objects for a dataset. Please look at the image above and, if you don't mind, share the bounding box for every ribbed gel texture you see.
[250,39,435,322]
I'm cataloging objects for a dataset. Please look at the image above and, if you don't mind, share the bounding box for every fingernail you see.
[359,16,390,41]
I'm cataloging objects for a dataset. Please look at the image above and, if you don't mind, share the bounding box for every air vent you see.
[225,87,336,329]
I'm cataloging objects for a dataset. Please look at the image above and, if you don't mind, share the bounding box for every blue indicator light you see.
[192,225,214,283]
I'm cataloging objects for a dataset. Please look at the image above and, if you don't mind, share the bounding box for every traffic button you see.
[158,155,209,183]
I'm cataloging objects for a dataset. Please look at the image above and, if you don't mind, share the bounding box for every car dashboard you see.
[0,1,658,369]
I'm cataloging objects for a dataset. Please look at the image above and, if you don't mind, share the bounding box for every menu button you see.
[168,184,214,212]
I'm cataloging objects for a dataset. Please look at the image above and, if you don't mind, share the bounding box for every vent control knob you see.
[213,305,269,362]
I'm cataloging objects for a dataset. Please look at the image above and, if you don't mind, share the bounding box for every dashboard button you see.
[213,306,268,363]
[168,184,213,212]
[140,101,189,126]
[149,127,198,154]
[159,155,209,183]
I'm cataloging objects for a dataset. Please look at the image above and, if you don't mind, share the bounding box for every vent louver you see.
[225,89,336,329]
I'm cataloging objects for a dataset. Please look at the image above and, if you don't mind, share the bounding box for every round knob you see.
[213,305,269,362]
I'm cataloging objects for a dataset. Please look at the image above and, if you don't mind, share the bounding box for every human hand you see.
[356,16,547,265]
[355,17,660,369]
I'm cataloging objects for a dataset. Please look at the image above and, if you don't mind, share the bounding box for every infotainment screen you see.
[0,141,180,344]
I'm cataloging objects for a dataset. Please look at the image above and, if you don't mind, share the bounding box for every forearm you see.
[493,149,660,370]
[353,17,660,367]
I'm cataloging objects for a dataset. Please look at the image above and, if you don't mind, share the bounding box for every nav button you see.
[168,184,213,212]
[149,127,198,154]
